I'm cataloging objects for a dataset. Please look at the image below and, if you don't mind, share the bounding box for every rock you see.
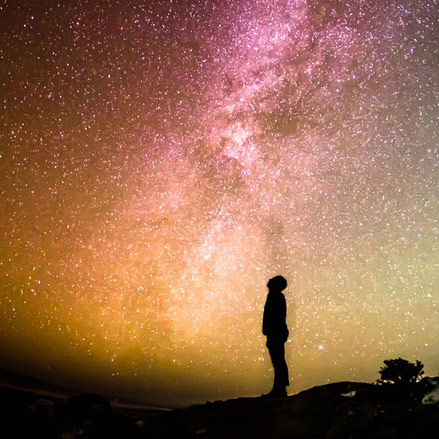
[135,419,145,428]
[423,384,439,405]
[340,391,356,398]
[28,398,56,420]
[66,393,112,421]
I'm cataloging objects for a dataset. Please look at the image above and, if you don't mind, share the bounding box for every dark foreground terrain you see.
[1,379,438,439]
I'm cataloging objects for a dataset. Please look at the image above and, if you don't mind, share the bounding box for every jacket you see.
[262,291,289,341]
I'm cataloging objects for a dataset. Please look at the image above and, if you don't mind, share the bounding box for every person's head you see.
[267,275,287,292]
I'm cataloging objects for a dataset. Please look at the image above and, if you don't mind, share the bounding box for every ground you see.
[1,379,438,438]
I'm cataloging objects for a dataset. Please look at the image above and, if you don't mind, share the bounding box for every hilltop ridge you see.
[150,379,439,438]
[1,378,438,438]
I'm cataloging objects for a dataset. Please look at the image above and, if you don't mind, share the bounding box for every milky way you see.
[1,0,438,406]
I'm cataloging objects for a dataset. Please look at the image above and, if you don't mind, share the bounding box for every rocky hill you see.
[150,379,439,438]
[1,379,438,438]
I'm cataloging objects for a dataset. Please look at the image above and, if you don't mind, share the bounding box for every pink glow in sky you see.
[1,0,438,406]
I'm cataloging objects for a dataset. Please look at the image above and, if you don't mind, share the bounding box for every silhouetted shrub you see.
[377,358,424,385]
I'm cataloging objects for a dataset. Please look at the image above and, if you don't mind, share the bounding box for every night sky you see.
[1,0,438,406]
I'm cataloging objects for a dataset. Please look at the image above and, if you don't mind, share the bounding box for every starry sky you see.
[1,0,438,406]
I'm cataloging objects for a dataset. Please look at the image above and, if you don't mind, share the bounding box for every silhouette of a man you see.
[262,275,289,397]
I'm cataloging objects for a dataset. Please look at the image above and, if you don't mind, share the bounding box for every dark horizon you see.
[2,353,438,409]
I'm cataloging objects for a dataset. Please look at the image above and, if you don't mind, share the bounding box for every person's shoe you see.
[261,387,287,398]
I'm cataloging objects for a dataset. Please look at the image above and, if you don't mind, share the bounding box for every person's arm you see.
[280,294,288,340]
[262,298,268,335]
[281,294,287,321]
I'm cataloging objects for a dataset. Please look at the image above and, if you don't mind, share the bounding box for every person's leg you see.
[270,341,289,387]
[267,339,289,395]
[275,342,289,387]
